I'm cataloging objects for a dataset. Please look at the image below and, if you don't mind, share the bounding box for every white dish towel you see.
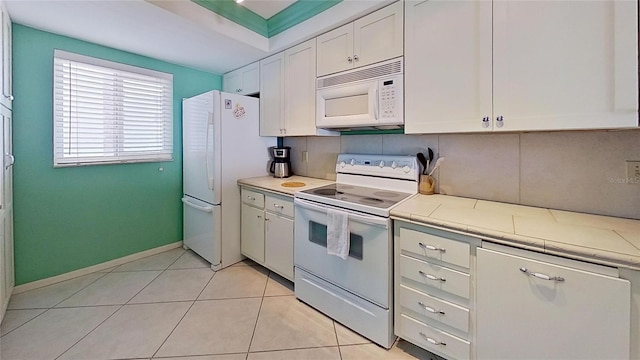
[327,208,349,260]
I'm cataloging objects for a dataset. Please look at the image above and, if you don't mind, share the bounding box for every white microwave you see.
[316,58,403,129]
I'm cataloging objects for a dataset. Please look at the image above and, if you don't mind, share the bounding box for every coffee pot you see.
[269,146,292,178]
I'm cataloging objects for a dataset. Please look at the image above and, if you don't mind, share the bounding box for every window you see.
[53,50,173,167]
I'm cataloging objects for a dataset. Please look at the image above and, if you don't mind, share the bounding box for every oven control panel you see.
[336,154,419,181]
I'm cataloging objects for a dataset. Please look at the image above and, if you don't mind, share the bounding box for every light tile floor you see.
[1,248,437,360]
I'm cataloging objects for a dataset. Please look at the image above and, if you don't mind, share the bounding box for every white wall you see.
[284,129,640,219]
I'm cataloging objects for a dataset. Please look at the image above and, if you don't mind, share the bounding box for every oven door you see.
[294,198,391,308]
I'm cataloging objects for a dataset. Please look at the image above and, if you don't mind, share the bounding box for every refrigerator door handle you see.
[182,197,214,213]
[205,112,214,190]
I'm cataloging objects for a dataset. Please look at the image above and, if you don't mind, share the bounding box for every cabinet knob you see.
[5,94,13,101]
[273,204,283,209]
[353,55,359,62]
[347,56,353,63]
[481,116,490,128]
[247,196,255,201]
[4,154,14,169]
[496,115,504,128]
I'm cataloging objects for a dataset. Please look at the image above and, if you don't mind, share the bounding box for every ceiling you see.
[5,0,390,75]
[242,0,296,19]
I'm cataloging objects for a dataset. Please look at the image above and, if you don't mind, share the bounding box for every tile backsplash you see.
[284,129,640,219]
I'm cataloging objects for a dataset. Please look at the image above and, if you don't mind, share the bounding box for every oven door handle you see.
[294,198,389,229]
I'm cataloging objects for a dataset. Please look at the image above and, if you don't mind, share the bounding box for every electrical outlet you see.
[302,151,309,163]
[626,160,640,183]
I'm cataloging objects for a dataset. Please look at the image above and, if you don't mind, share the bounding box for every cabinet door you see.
[239,62,259,95]
[0,3,11,110]
[259,52,285,136]
[265,213,294,280]
[476,248,630,359]
[241,204,265,263]
[353,1,403,69]
[222,69,241,94]
[404,0,492,134]
[316,23,353,77]
[284,39,317,136]
[492,1,638,131]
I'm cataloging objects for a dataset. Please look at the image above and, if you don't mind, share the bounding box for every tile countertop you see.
[391,194,640,270]
[237,176,334,197]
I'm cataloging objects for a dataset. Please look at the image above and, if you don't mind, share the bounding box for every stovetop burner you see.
[303,183,412,210]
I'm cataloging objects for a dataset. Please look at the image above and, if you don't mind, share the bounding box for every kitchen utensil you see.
[429,157,445,176]
[416,152,427,175]
[425,148,433,175]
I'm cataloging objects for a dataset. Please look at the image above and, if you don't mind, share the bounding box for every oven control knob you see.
[350,159,356,166]
[403,165,411,173]
[391,161,397,169]
[379,161,385,168]
[339,161,346,168]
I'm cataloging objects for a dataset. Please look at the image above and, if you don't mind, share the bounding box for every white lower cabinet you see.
[240,186,294,281]
[394,221,479,360]
[476,246,631,360]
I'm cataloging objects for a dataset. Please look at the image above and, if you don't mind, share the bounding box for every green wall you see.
[13,25,222,285]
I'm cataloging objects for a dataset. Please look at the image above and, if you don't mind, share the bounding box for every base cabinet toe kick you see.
[393,220,634,360]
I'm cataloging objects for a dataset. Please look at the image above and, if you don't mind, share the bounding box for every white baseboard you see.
[12,241,183,294]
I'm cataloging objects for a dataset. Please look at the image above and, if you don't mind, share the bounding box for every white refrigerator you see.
[182,90,275,269]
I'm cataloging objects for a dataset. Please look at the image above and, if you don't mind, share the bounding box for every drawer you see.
[400,255,470,299]
[241,188,264,208]
[399,314,470,360]
[399,285,469,333]
[265,194,294,218]
[400,228,470,269]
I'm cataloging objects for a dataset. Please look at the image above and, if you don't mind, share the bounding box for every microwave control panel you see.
[379,79,398,119]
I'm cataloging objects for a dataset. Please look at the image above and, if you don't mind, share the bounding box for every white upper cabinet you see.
[259,53,285,136]
[405,0,492,134]
[0,1,12,110]
[316,1,403,77]
[492,1,638,131]
[405,0,638,134]
[223,61,259,95]
[283,40,317,136]
[260,40,338,137]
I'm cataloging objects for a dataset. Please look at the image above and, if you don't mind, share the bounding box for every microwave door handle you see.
[294,198,388,229]
[374,88,379,120]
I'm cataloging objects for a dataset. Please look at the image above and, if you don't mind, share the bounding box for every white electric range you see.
[294,154,419,349]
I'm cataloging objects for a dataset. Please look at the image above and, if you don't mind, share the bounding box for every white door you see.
[182,92,216,204]
[492,0,638,131]
[284,39,316,136]
[182,196,220,266]
[241,204,264,263]
[265,212,293,280]
[316,23,353,77]
[404,0,492,134]
[294,199,392,307]
[353,0,403,69]
[3,109,12,208]
[239,62,259,95]
[259,53,285,136]
[476,248,630,359]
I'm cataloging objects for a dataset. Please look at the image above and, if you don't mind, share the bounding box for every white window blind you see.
[53,50,173,167]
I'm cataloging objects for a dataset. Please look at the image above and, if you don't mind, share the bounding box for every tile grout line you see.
[149,266,217,359]
[332,320,344,360]
[244,269,270,355]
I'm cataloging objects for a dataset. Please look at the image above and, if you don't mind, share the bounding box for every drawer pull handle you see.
[418,301,445,315]
[418,270,446,282]
[418,242,446,252]
[273,204,283,209]
[419,332,446,346]
[520,267,565,282]
[247,196,256,201]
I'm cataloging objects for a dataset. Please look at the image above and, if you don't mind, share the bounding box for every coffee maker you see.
[269,146,292,178]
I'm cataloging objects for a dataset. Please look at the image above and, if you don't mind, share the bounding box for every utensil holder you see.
[419,175,435,195]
